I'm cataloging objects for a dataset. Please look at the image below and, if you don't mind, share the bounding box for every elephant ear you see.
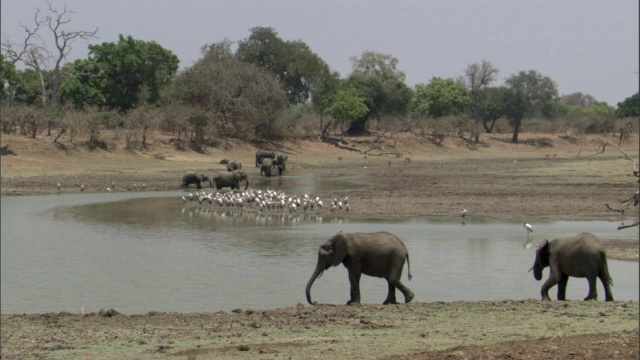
[536,239,549,251]
[329,233,348,267]
[233,171,242,181]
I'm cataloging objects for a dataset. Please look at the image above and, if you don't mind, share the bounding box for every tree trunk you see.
[512,117,522,143]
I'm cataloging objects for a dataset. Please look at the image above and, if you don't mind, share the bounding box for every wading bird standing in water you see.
[523,222,534,248]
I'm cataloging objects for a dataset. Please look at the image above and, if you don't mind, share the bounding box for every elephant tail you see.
[406,254,412,281]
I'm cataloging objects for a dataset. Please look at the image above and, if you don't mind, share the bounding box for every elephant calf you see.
[181,172,212,189]
[255,150,275,167]
[260,158,274,177]
[531,232,613,301]
[306,231,414,306]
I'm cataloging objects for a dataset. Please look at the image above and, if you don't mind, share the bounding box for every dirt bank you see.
[1,131,638,359]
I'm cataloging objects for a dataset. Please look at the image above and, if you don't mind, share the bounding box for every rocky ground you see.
[1,131,638,359]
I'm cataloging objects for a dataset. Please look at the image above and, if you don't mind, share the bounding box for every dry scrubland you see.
[1,130,639,359]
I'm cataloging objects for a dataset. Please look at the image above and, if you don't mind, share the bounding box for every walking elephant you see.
[305,231,414,306]
[181,172,212,189]
[255,150,275,167]
[260,158,273,177]
[275,154,288,172]
[226,160,243,172]
[213,169,249,190]
[530,232,613,301]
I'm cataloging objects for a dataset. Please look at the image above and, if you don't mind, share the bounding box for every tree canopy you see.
[236,27,333,105]
[341,51,412,135]
[412,77,472,118]
[616,92,639,118]
[503,70,558,143]
[66,34,179,112]
[168,40,287,140]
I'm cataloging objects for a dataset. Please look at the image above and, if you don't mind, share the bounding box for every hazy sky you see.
[2,0,638,105]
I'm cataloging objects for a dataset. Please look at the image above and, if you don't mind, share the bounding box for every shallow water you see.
[1,187,638,315]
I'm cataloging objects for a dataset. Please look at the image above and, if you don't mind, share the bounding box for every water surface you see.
[2,189,637,314]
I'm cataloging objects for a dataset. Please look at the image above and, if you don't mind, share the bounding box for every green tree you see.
[344,51,412,135]
[412,77,471,118]
[168,40,287,140]
[0,55,19,103]
[503,70,558,143]
[58,59,107,109]
[616,92,639,118]
[236,27,333,105]
[324,84,368,137]
[86,34,179,112]
[462,60,499,142]
[12,68,53,106]
[476,86,507,134]
[310,67,341,131]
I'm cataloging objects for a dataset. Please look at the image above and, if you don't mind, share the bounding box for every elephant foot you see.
[605,296,614,302]
[405,292,415,303]
[541,296,551,301]
[383,299,398,305]
[347,300,360,306]
[584,296,597,301]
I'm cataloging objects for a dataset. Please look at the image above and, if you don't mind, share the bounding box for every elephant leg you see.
[599,273,614,302]
[347,268,362,305]
[383,281,398,305]
[540,274,559,301]
[584,277,598,301]
[557,273,569,301]
[196,183,202,189]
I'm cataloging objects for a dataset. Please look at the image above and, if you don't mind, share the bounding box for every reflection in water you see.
[2,190,638,315]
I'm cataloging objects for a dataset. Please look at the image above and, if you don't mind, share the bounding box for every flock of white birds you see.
[181,189,350,214]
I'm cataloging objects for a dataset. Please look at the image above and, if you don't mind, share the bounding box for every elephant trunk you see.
[532,259,543,281]
[305,264,325,305]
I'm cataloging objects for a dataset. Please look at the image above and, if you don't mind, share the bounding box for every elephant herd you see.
[180,149,289,190]
[306,231,614,306]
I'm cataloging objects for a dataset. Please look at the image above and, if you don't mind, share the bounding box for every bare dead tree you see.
[44,0,98,105]
[1,8,47,106]
[597,142,639,229]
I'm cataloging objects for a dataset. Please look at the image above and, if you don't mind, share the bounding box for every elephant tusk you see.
[528,266,534,272]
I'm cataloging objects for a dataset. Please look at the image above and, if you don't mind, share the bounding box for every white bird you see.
[523,222,533,248]
[56,183,61,192]
[80,184,85,192]
[106,187,112,192]
[460,208,468,218]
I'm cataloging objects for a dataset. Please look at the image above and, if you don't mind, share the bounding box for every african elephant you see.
[255,150,275,167]
[181,172,212,189]
[275,154,288,172]
[531,232,613,301]
[226,160,243,172]
[213,169,249,190]
[260,158,273,177]
[305,231,414,306]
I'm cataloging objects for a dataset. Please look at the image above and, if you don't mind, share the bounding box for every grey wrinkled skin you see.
[275,154,288,172]
[260,158,273,177]
[532,232,613,301]
[306,232,414,306]
[213,169,249,190]
[181,172,212,189]
[255,150,275,167]
[226,160,243,172]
